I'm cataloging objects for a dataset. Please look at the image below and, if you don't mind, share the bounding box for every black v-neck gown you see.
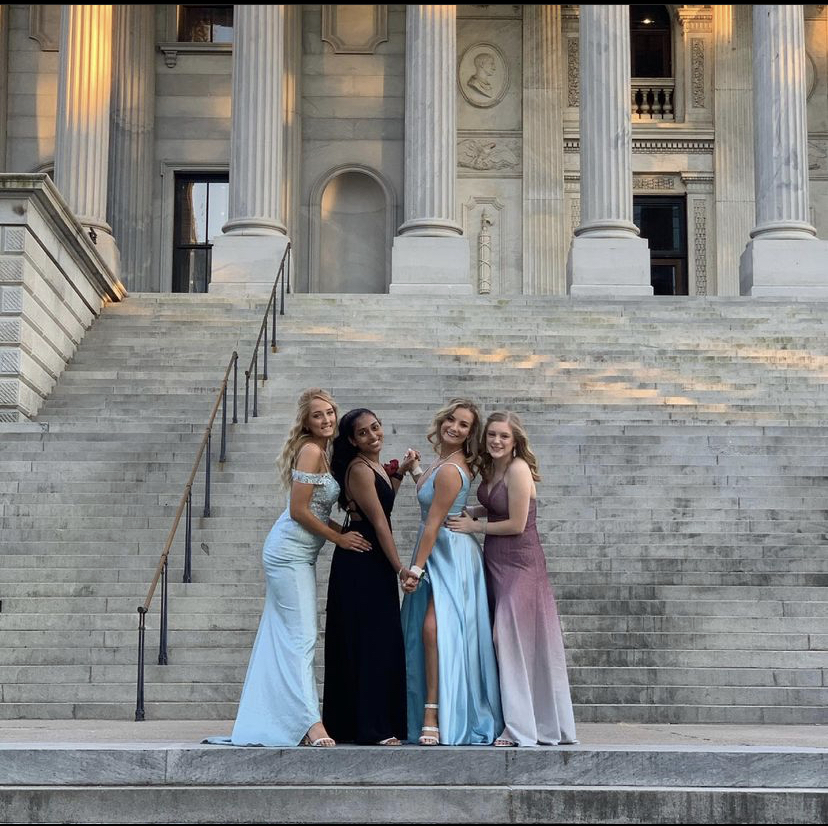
[322,468,407,743]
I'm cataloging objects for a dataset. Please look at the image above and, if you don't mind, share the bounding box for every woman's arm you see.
[411,465,463,570]
[288,445,371,551]
[347,461,406,575]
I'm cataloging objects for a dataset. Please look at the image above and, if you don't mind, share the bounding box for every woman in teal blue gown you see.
[205,389,371,748]
[400,399,503,745]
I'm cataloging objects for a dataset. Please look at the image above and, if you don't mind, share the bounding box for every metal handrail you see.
[135,350,238,721]
[244,242,291,422]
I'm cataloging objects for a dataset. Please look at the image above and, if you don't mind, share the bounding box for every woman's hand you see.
[337,531,372,553]
[397,566,412,585]
[401,573,420,593]
[446,511,478,534]
[399,448,421,475]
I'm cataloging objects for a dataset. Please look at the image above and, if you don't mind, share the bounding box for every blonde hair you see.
[426,398,482,476]
[278,388,338,488]
[479,411,541,483]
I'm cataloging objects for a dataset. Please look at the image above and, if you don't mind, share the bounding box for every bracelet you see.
[409,564,425,580]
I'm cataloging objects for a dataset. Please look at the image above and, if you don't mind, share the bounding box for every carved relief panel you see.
[321,5,388,54]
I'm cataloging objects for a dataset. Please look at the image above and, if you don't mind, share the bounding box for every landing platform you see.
[1,722,826,823]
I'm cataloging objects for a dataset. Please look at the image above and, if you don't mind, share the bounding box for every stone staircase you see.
[1,294,827,723]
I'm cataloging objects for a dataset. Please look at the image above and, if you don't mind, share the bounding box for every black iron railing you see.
[135,350,238,721]
[244,242,291,422]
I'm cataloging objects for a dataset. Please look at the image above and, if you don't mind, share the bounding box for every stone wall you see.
[0,174,125,421]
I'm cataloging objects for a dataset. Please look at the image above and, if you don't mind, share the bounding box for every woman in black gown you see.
[324,408,417,744]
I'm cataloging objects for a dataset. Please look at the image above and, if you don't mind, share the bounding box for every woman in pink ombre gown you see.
[447,411,577,747]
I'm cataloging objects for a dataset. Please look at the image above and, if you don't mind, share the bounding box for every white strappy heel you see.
[419,703,440,746]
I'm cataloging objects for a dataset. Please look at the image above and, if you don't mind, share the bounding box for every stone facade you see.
[1,4,827,296]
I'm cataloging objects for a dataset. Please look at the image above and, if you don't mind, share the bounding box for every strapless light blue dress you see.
[206,470,339,746]
[400,463,503,745]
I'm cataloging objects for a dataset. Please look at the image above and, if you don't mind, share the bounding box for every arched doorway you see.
[315,170,388,293]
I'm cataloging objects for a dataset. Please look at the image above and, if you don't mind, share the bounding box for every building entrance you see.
[633,196,688,295]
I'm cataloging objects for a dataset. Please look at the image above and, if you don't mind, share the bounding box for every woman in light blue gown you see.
[206,388,371,748]
[400,399,503,745]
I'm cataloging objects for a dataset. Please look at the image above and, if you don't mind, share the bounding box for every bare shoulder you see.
[295,442,325,472]
[506,457,532,482]
[434,462,465,491]
[348,459,374,482]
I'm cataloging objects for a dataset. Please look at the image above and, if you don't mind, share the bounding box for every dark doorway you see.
[633,196,688,296]
[172,174,229,293]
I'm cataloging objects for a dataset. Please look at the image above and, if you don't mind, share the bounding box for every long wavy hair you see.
[277,388,338,489]
[426,398,482,476]
[479,411,541,483]
[330,407,376,510]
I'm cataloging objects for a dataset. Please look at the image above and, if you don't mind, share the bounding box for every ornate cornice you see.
[677,6,714,33]
[564,137,714,155]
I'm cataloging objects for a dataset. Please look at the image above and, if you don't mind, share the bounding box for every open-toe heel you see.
[418,702,440,746]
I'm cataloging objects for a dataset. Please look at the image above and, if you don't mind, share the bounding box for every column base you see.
[209,233,290,298]
[389,235,472,295]
[567,236,653,297]
[740,238,828,297]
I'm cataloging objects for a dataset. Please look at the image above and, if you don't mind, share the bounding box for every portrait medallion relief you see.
[458,43,510,108]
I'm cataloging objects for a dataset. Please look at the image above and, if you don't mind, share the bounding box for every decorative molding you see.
[693,199,708,296]
[681,171,715,193]
[570,198,580,233]
[565,137,714,155]
[633,175,676,190]
[567,37,579,107]
[691,39,705,108]
[321,5,388,54]
[806,51,818,101]
[457,5,522,19]
[808,137,828,179]
[677,6,714,33]
[458,43,510,109]
[28,5,60,51]
[157,43,231,68]
[457,131,522,177]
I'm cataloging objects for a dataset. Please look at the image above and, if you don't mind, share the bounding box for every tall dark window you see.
[633,196,688,296]
[172,174,228,294]
[630,5,672,77]
[178,5,233,43]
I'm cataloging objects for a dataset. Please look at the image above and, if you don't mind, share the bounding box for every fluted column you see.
[713,4,754,295]
[55,5,120,274]
[282,4,302,288]
[566,5,651,296]
[210,5,290,296]
[740,5,828,296]
[522,5,566,295]
[108,6,155,291]
[390,5,470,294]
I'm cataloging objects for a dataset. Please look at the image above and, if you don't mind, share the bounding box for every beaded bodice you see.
[287,470,340,522]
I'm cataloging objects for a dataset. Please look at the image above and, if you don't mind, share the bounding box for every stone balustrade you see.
[631,77,675,121]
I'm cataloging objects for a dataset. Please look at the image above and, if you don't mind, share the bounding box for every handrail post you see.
[281,252,287,311]
[271,281,277,350]
[244,369,250,424]
[285,244,291,298]
[262,318,268,381]
[220,387,228,463]
[253,354,259,418]
[204,431,212,517]
[135,608,147,721]
[232,352,238,424]
[158,559,169,665]
[183,488,193,583]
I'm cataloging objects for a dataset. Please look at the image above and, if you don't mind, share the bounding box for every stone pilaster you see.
[108,6,155,292]
[0,5,8,173]
[740,5,828,296]
[522,5,566,295]
[211,5,289,296]
[54,5,120,276]
[566,4,651,297]
[390,5,470,295]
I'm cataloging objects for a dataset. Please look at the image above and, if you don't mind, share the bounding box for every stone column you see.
[0,5,9,173]
[390,5,470,295]
[713,4,754,296]
[740,5,828,296]
[566,5,651,296]
[210,5,289,297]
[54,5,120,276]
[108,6,155,292]
[522,5,566,295]
[282,4,302,290]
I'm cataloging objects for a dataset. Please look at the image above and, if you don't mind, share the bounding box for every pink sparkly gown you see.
[478,479,577,746]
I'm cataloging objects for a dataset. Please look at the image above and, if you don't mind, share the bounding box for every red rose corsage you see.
[383,459,400,476]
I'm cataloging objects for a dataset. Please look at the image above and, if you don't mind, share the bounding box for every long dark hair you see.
[331,408,376,510]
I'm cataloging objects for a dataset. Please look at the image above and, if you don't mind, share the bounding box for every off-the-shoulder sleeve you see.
[291,470,328,485]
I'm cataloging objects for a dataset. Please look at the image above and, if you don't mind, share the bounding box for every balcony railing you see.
[632,78,675,121]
